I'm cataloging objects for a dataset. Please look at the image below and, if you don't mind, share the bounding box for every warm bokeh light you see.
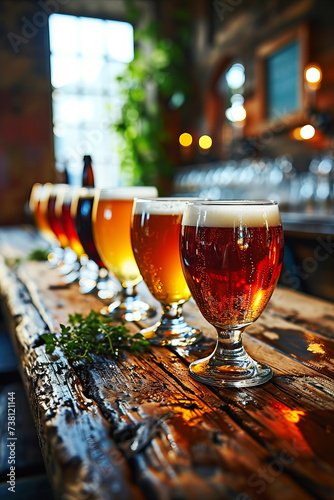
[305,64,322,84]
[225,101,246,122]
[179,132,193,147]
[292,125,316,141]
[233,105,246,122]
[300,124,315,140]
[198,135,212,149]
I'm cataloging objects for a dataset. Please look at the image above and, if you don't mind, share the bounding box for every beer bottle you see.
[82,155,94,187]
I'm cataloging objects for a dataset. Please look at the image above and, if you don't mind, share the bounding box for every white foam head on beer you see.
[182,201,281,228]
[62,186,81,203]
[133,197,202,215]
[98,186,158,200]
[77,187,97,198]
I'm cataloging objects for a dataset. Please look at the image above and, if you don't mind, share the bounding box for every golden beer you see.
[130,198,202,346]
[93,193,139,284]
[131,205,191,305]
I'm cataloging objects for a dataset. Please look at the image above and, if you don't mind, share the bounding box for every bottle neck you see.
[83,156,94,187]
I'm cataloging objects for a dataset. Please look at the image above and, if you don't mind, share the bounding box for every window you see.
[49,14,134,186]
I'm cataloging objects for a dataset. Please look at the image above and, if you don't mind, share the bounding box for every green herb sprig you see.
[28,248,50,261]
[41,310,150,363]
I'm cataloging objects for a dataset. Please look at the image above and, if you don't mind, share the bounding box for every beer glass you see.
[180,201,284,387]
[72,188,104,268]
[92,186,158,320]
[29,183,58,246]
[131,198,202,345]
[29,183,66,267]
[72,187,119,296]
[47,184,70,249]
[56,187,85,258]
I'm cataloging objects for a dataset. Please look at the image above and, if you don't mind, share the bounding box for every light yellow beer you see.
[92,187,158,285]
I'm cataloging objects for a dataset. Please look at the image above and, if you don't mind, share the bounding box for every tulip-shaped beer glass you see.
[131,198,202,346]
[29,183,58,246]
[92,187,158,321]
[180,201,284,387]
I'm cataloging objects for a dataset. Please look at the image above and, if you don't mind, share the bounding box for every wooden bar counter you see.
[0,227,333,500]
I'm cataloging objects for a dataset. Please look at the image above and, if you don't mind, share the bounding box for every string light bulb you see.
[292,124,316,140]
[199,135,212,150]
[304,63,322,90]
[300,124,315,140]
[179,133,193,147]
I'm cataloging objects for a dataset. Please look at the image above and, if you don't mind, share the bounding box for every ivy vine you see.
[114,2,191,191]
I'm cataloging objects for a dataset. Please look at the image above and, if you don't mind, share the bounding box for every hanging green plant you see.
[114,2,191,191]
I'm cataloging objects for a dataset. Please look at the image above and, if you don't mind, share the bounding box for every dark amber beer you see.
[47,184,70,248]
[131,203,191,305]
[180,200,284,387]
[72,188,104,267]
[56,188,84,257]
[181,202,284,329]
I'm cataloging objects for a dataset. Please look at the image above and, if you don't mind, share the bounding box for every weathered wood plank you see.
[266,287,334,338]
[180,290,334,379]
[0,257,144,500]
[17,261,334,500]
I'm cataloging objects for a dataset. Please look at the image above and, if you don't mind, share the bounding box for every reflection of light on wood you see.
[307,342,326,355]
[282,409,306,423]
[273,402,306,423]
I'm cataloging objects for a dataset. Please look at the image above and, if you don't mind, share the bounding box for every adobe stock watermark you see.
[7,0,70,54]
[213,0,244,21]
[61,117,111,168]
[7,391,16,493]
[281,236,334,290]
[235,438,307,499]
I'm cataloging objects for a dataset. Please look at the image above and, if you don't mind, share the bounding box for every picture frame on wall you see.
[256,23,309,131]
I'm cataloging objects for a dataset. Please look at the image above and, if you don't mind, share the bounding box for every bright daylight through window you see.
[49,14,134,186]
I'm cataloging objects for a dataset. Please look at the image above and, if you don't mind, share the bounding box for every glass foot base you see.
[141,322,202,346]
[189,355,273,388]
[100,298,156,322]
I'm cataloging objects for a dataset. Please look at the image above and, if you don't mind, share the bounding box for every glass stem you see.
[122,282,138,300]
[213,328,248,362]
[161,303,185,326]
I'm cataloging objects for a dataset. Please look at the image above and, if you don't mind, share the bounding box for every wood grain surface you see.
[0,228,333,500]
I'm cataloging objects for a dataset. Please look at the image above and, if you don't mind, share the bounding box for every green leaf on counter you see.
[41,310,150,363]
